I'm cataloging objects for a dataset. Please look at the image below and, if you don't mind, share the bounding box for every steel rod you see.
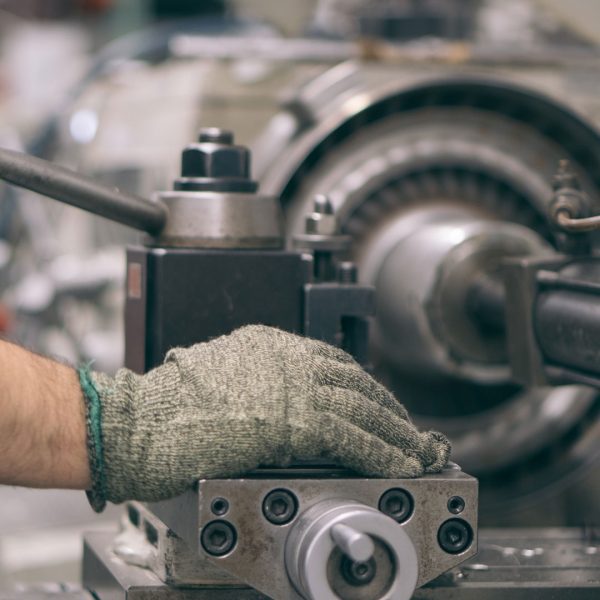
[0,149,167,235]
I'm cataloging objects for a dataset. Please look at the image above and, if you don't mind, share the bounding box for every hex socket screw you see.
[437,519,473,555]
[262,489,298,525]
[211,497,230,516]
[447,496,465,515]
[378,488,414,524]
[200,520,237,557]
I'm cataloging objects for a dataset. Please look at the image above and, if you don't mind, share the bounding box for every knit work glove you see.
[81,325,450,511]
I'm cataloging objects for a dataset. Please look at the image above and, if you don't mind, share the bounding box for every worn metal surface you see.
[151,191,284,249]
[415,528,600,599]
[134,469,478,598]
[82,527,600,600]
[83,532,269,600]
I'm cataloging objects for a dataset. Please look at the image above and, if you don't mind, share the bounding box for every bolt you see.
[553,159,580,191]
[337,261,358,284]
[262,489,298,525]
[313,194,334,215]
[378,488,414,524]
[211,497,230,516]
[200,520,237,557]
[447,496,465,515]
[175,128,257,193]
[438,519,473,555]
[340,555,377,587]
[198,128,234,145]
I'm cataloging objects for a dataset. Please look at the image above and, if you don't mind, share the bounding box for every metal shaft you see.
[469,271,600,379]
[330,523,375,563]
[0,149,167,234]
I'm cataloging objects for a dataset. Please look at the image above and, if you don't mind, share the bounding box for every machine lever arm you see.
[0,149,168,235]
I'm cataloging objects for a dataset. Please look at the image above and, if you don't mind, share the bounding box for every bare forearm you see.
[0,340,90,489]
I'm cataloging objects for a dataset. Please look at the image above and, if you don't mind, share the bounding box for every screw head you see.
[437,519,473,554]
[211,497,230,516]
[200,520,237,557]
[340,555,377,586]
[447,496,465,515]
[378,488,414,524]
[262,489,298,525]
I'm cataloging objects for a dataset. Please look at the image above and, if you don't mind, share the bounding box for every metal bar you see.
[556,209,600,233]
[0,149,167,234]
[535,289,600,376]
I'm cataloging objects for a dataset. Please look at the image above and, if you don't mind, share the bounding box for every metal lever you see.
[330,523,375,563]
[0,148,167,234]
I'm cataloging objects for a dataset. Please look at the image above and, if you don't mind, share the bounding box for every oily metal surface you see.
[141,469,477,598]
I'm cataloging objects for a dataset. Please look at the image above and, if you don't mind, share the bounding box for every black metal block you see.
[125,247,309,373]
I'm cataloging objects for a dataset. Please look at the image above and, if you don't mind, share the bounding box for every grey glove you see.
[81,325,450,510]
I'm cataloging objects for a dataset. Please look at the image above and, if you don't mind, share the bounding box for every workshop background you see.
[0,0,599,589]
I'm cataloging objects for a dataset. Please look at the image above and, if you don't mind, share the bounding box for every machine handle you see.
[0,149,167,235]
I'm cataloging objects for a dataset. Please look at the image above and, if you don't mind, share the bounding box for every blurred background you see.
[0,0,599,589]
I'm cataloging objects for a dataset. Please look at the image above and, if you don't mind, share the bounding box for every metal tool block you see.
[110,469,478,599]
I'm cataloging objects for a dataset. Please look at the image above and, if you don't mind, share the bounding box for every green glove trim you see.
[79,365,107,512]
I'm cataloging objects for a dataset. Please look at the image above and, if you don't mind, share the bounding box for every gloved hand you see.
[81,325,450,511]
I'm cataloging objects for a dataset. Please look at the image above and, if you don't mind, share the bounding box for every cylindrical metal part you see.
[152,190,284,249]
[285,499,418,600]
[536,289,600,374]
[330,523,375,563]
[0,149,167,234]
[366,206,551,383]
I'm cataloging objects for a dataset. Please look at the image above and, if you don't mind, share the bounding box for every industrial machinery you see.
[252,63,600,526]
[1,127,599,598]
[0,132,480,600]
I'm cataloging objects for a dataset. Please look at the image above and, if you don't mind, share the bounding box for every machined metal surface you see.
[151,190,284,249]
[254,62,600,524]
[81,527,600,600]
[128,469,478,599]
[414,528,600,599]
[83,531,268,600]
[364,205,551,383]
[285,500,418,600]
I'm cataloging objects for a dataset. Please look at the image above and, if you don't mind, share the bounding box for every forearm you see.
[0,339,91,489]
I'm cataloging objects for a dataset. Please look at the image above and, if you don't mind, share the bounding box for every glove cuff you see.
[79,365,108,512]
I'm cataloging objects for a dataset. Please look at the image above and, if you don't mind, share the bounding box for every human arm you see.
[0,339,91,490]
[0,326,451,511]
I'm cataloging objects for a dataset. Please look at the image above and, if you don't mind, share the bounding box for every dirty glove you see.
[80,325,450,511]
